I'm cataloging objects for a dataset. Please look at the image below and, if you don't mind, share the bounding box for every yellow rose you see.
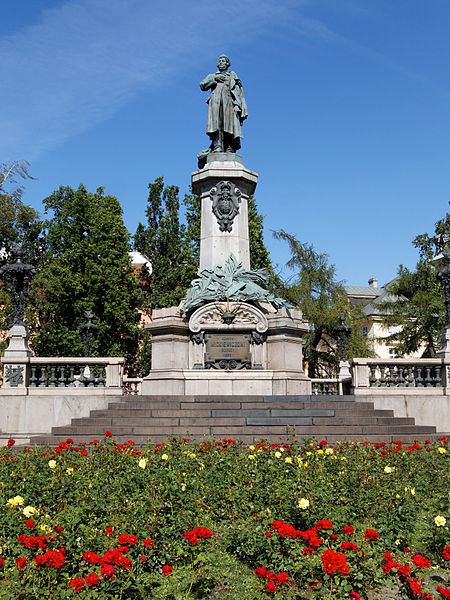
[434,515,446,527]
[384,466,393,474]
[279,447,285,453]
[275,451,282,458]
[306,452,312,456]
[438,447,447,454]
[285,457,292,464]
[298,498,310,510]
[138,459,147,469]
[410,488,415,495]
[325,448,334,455]
[317,449,324,455]
[48,460,57,469]
[23,506,37,518]
[249,445,255,451]
[161,454,169,461]
[66,468,74,475]
[248,454,255,460]
[189,453,196,459]
[6,495,24,508]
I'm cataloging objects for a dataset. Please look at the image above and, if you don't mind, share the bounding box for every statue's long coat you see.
[200,71,248,140]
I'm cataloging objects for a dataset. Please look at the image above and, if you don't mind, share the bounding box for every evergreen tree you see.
[273,230,372,377]
[28,185,147,374]
[134,178,198,310]
[379,213,448,357]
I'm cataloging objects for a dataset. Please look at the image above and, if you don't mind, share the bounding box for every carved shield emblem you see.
[210,181,241,232]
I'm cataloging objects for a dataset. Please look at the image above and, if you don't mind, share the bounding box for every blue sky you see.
[2,0,449,286]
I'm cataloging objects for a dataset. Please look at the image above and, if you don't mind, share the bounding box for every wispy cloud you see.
[0,0,310,160]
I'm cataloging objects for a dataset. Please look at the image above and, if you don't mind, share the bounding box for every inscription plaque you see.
[204,333,251,370]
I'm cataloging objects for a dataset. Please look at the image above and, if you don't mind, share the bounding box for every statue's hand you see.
[215,74,226,83]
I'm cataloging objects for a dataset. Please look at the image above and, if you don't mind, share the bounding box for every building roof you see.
[342,285,384,297]
[343,277,405,317]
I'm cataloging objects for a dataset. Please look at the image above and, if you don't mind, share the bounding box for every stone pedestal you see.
[1,325,31,388]
[437,326,450,359]
[192,153,257,270]
[142,303,310,395]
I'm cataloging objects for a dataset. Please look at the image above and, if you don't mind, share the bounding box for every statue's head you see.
[217,55,231,71]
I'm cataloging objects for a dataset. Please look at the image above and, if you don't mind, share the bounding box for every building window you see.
[362,326,368,336]
[388,348,398,359]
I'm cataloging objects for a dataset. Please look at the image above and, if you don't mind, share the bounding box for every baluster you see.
[407,366,414,387]
[86,365,95,387]
[48,366,57,387]
[58,367,66,387]
[67,366,75,387]
[369,366,377,387]
[434,366,442,387]
[38,366,47,387]
[379,365,386,387]
[398,366,405,386]
[414,366,424,387]
[29,366,38,387]
[97,366,106,387]
[389,366,396,387]
[424,366,433,387]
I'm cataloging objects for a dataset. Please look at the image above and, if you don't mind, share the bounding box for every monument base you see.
[142,303,310,396]
[142,369,310,396]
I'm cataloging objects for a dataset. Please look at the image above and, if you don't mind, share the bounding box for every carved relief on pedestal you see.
[189,301,268,334]
[210,181,242,232]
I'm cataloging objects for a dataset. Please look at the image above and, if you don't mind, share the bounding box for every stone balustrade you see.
[0,356,124,393]
[311,379,339,395]
[350,358,449,392]
[122,378,142,395]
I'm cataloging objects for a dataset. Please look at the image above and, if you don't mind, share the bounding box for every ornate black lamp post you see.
[333,313,352,362]
[0,244,35,328]
[79,311,99,357]
[435,232,450,327]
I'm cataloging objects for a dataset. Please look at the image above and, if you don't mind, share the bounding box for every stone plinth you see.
[192,154,258,271]
[142,303,310,395]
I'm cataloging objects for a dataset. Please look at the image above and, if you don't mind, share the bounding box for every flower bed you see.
[0,436,448,599]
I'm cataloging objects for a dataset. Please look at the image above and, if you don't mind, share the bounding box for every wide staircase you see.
[31,395,440,445]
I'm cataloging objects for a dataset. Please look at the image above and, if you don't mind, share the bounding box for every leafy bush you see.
[0,436,448,599]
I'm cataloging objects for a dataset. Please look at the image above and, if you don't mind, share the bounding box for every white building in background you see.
[342,277,424,359]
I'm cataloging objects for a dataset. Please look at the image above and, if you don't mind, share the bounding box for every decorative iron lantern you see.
[79,310,99,357]
[0,243,35,327]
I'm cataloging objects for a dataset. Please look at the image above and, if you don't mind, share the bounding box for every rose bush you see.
[0,435,447,599]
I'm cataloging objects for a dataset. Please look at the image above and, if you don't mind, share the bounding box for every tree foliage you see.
[0,161,43,265]
[273,230,372,377]
[134,178,199,311]
[379,213,449,357]
[27,185,147,375]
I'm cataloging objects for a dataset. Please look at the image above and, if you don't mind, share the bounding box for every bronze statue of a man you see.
[200,55,248,153]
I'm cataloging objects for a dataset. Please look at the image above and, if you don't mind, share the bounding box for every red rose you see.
[274,573,289,584]
[412,554,430,569]
[443,546,450,561]
[342,526,354,535]
[7,439,15,447]
[0,558,4,566]
[83,552,102,565]
[321,549,348,575]
[162,565,173,575]
[104,526,115,535]
[407,578,422,595]
[101,564,115,579]
[316,520,333,530]
[265,581,276,593]
[341,542,359,552]
[140,556,146,561]
[437,585,450,599]
[142,538,154,548]
[25,519,35,529]
[105,431,112,437]
[69,577,85,592]
[85,573,100,587]
[16,557,27,569]
[364,529,379,540]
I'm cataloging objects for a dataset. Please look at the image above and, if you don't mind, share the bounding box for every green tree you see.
[0,161,43,265]
[28,185,147,375]
[379,214,448,357]
[134,178,198,311]
[273,230,372,377]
